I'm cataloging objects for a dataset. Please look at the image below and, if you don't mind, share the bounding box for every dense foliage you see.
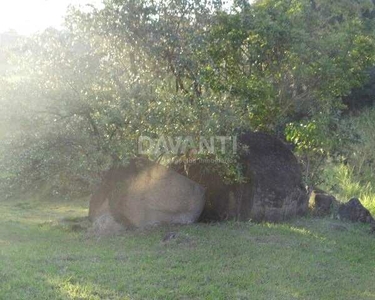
[1,0,375,198]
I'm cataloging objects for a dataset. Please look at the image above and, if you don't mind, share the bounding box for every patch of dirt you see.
[161,232,197,248]
[39,216,91,232]
[328,223,348,232]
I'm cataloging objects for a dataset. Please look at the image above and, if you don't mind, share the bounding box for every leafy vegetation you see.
[2,0,375,199]
[318,108,375,215]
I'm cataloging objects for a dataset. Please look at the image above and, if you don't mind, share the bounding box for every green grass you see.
[1,198,375,300]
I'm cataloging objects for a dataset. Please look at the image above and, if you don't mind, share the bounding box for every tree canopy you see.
[1,0,375,197]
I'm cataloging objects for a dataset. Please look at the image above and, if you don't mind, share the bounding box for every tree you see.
[1,0,375,196]
[205,0,375,133]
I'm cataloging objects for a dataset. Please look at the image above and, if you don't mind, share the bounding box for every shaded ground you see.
[0,198,375,300]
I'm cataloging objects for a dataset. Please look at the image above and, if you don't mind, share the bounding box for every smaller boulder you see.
[89,198,110,222]
[88,214,124,237]
[309,190,337,216]
[338,198,374,225]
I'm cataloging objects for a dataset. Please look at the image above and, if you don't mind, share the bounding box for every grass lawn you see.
[0,198,375,300]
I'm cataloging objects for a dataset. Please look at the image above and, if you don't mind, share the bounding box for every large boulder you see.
[239,132,308,222]
[89,159,206,228]
[175,132,308,222]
